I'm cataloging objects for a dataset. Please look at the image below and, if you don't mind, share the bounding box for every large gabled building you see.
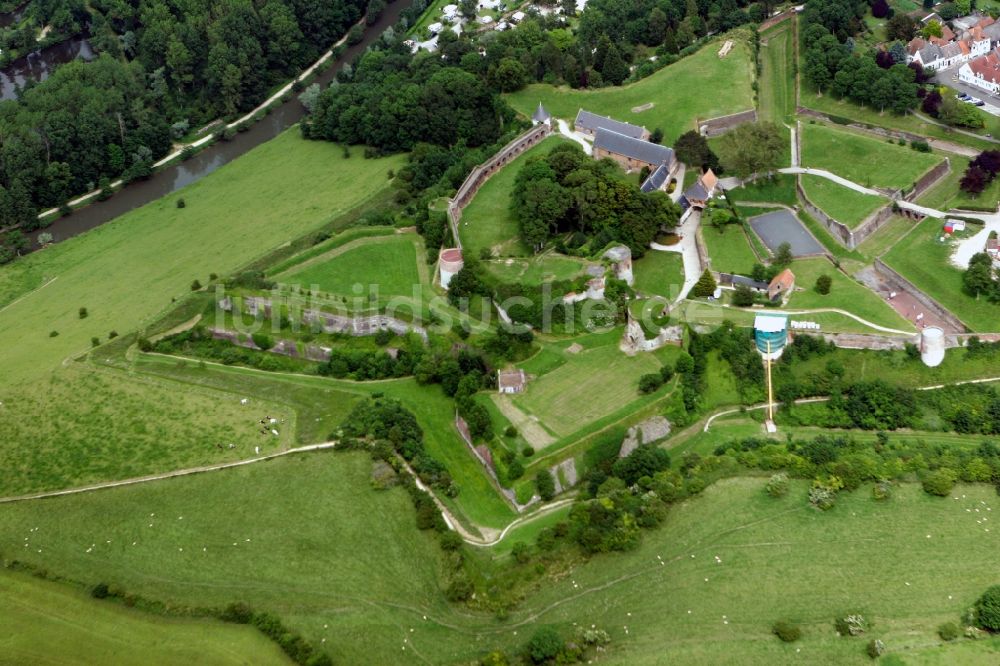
[593,128,676,173]
[574,109,649,140]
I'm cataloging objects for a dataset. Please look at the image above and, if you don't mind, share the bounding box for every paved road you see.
[932,65,1000,117]
[650,207,702,303]
[557,119,592,155]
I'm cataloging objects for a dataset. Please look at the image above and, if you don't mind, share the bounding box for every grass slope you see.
[632,250,685,298]
[505,39,755,144]
[0,568,291,665]
[459,135,569,256]
[883,215,997,331]
[281,235,422,298]
[0,130,404,387]
[759,22,795,123]
[800,175,887,229]
[917,154,1000,212]
[785,258,914,332]
[5,468,1000,664]
[800,123,943,190]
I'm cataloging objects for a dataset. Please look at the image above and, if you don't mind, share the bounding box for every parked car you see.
[957,93,970,100]
[976,101,986,106]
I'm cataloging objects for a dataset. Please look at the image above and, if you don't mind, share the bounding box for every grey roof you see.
[640,163,669,192]
[917,43,943,63]
[941,42,963,59]
[532,102,550,123]
[594,128,675,167]
[984,23,1000,40]
[684,180,709,201]
[953,15,981,31]
[575,109,645,139]
[728,274,769,290]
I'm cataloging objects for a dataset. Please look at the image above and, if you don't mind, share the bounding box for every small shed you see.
[767,268,795,302]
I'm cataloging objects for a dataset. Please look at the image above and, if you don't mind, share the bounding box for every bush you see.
[78,307,88,319]
[536,470,556,501]
[439,530,463,551]
[815,274,832,295]
[772,620,801,642]
[765,473,789,498]
[177,198,186,208]
[922,468,957,497]
[49,330,59,337]
[91,336,100,347]
[522,445,534,457]
[872,480,892,501]
[504,425,517,438]
[938,621,960,641]
[835,613,868,637]
[526,627,563,663]
[90,582,110,599]
[638,373,664,394]
[732,284,755,306]
[511,541,531,564]
[911,139,931,153]
[446,576,473,602]
[191,279,202,291]
[976,585,1000,631]
[866,638,885,658]
[507,459,524,481]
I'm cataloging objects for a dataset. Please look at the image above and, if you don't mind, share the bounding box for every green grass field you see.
[505,38,755,145]
[280,234,424,298]
[784,258,914,332]
[134,355,515,529]
[512,341,666,438]
[0,365,295,497]
[855,215,918,259]
[632,250,684,298]
[459,136,569,256]
[702,224,760,275]
[800,123,943,190]
[0,130,404,388]
[7,464,1000,664]
[759,22,795,124]
[483,253,591,285]
[917,155,1000,213]
[726,174,797,206]
[882,215,996,331]
[0,568,291,665]
[800,175,887,229]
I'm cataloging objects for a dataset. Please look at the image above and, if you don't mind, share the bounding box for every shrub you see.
[251,333,274,350]
[49,330,59,337]
[536,470,556,501]
[809,484,837,510]
[938,621,960,641]
[78,307,88,319]
[772,620,801,642]
[91,583,110,599]
[91,337,100,347]
[922,468,957,497]
[526,627,563,663]
[177,198,186,208]
[522,445,534,457]
[191,279,202,291]
[835,613,868,637]
[815,274,832,295]
[446,576,473,602]
[504,425,517,438]
[765,473,789,498]
[732,284,755,306]
[638,373,664,394]
[872,480,892,501]
[507,459,524,481]
[137,337,152,352]
[976,585,1000,631]
[866,638,885,658]
[439,530,463,551]
[511,541,531,564]
[911,139,931,153]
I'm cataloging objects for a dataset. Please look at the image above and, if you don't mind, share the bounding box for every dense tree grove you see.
[510,143,681,254]
[960,151,1000,196]
[0,0,370,260]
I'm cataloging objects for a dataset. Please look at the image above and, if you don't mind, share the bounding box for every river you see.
[14,0,411,250]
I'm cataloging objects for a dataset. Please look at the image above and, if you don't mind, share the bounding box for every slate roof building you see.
[682,169,718,208]
[639,163,670,192]
[574,109,648,140]
[593,128,676,172]
[767,268,796,303]
[498,369,527,394]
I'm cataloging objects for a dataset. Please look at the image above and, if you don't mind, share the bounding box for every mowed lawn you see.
[785,257,915,332]
[883,215,996,331]
[505,39,755,144]
[633,250,685,298]
[513,343,665,438]
[800,123,943,190]
[281,235,424,298]
[0,129,405,388]
[483,253,591,285]
[0,568,291,665]
[702,224,760,275]
[0,365,296,497]
[800,175,887,229]
[855,214,918,259]
[459,135,569,256]
[759,21,795,123]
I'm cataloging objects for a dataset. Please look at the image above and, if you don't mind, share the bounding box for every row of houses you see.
[907,13,1000,71]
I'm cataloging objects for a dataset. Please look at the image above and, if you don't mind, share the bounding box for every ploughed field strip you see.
[749,210,824,256]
